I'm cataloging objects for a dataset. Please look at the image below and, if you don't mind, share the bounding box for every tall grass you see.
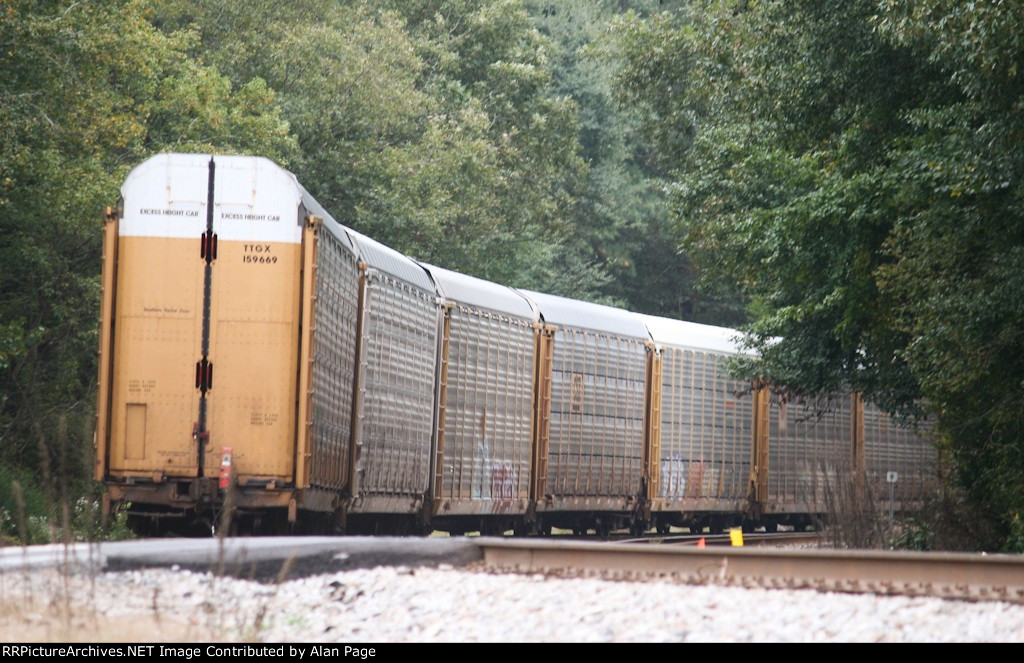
[1,412,132,546]
[0,464,52,545]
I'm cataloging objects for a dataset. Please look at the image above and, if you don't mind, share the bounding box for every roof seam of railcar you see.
[418,261,537,321]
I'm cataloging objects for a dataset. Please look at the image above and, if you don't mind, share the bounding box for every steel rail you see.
[609,532,821,546]
[475,538,1024,603]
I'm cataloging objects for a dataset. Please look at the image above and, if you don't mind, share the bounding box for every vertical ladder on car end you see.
[294,214,321,493]
[530,326,554,503]
[750,384,771,506]
[642,343,663,504]
[347,262,370,499]
[94,205,120,482]
[432,303,453,504]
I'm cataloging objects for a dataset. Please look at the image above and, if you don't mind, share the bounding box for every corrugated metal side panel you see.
[863,403,938,503]
[657,348,753,503]
[356,273,438,498]
[308,228,360,492]
[767,395,852,511]
[438,307,534,505]
[546,330,647,498]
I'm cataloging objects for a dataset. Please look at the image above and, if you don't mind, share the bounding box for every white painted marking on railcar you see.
[119,154,304,244]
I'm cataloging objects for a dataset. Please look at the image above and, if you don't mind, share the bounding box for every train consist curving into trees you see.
[94,154,937,536]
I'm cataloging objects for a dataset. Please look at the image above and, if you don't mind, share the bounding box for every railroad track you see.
[607,531,821,546]
[475,538,1024,604]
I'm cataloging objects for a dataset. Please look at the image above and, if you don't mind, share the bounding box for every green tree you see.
[534,0,745,321]
[612,0,1024,545]
[0,0,293,524]
[156,0,595,296]
[872,1,1024,538]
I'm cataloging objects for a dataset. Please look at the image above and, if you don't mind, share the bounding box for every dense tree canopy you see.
[0,0,293,482]
[529,0,745,320]
[0,1,669,536]
[613,0,1024,545]
[3,0,1022,548]
[153,0,601,295]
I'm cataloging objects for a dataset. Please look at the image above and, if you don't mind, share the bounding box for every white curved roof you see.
[519,290,650,340]
[122,153,362,256]
[297,183,357,254]
[120,155,750,349]
[419,263,536,320]
[638,314,750,356]
[120,153,306,245]
[344,227,435,292]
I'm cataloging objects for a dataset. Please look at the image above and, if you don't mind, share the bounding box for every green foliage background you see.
[2,0,1021,548]
[0,0,690,540]
[613,0,1024,549]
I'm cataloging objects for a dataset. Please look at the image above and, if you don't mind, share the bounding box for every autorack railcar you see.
[94,153,938,535]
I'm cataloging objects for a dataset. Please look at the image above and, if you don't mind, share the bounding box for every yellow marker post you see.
[729,528,744,547]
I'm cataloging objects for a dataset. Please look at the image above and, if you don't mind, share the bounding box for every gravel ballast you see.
[2,565,1022,642]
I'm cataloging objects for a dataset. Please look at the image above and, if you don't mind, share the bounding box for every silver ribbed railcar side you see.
[641,315,755,518]
[422,264,536,524]
[307,220,361,494]
[523,291,649,515]
[863,402,938,508]
[766,394,853,514]
[346,230,439,515]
